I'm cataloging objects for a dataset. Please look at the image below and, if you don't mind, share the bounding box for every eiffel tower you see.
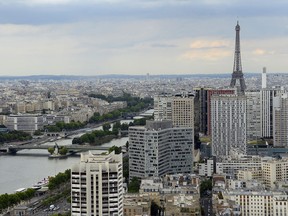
[230,21,246,92]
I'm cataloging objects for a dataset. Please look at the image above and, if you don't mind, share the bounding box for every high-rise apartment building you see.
[128,120,193,180]
[273,93,288,147]
[172,92,194,128]
[154,92,194,128]
[211,95,247,157]
[71,151,123,216]
[193,87,211,135]
[260,86,286,138]
[207,89,236,135]
[246,90,261,140]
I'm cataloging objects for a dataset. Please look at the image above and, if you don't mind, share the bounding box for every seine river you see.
[0,120,131,194]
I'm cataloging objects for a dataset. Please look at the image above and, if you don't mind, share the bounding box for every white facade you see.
[128,120,193,180]
[223,190,288,216]
[211,95,247,157]
[198,159,214,177]
[216,155,262,178]
[154,94,172,121]
[71,151,123,216]
[5,114,44,133]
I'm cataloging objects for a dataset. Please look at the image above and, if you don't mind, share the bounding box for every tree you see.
[102,123,111,131]
[194,133,201,150]
[59,147,68,155]
[34,130,43,136]
[123,157,129,183]
[200,179,212,196]
[48,147,54,155]
[128,177,140,193]
[108,145,122,154]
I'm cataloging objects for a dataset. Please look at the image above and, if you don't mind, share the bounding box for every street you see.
[201,197,213,216]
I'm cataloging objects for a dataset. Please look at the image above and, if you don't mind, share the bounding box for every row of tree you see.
[48,169,71,190]
[0,188,35,212]
[88,93,153,124]
[88,92,153,107]
[72,121,130,145]
[0,131,32,144]
[48,146,68,155]
[45,121,85,132]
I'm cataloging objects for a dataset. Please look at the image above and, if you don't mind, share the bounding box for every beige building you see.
[172,93,194,128]
[123,194,150,216]
[139,174,200,216]
[223,190,288,216]
[261,157,288,189]
[154,92,194,128]
[237,169,262,182]
[71,151,123,216]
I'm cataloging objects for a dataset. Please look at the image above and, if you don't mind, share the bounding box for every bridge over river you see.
[1,144,110,154]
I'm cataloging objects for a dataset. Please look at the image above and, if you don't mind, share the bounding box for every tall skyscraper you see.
[71,151,123,216]
[211,95,247,157]
[193,87,211,135]
[260,86,286,138]
[207,88,236,135]
[230,21,246,92]
[273,93,288,147]
[246,90,261,139]
[172,92,194,128]
[128,120,193,180]
[154,92,194,128]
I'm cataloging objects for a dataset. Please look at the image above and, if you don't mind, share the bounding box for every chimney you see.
[262,67,267,89]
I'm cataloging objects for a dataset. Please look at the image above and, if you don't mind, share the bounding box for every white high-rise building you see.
[246,90,261,140]
[71,151,123,216]
[273,93,288,147]
[211,95,247,157]
[128,120,193,180]
[154,94,172,121]
[154,92,194,128]
[260,86,286,138]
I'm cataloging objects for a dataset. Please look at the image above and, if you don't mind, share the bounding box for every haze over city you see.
[0,0,287,76]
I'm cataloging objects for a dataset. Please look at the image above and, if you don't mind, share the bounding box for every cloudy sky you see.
[0,0,287,76]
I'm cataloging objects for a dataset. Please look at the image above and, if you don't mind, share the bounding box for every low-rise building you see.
[123,194,150,216]
[5,114,44,134]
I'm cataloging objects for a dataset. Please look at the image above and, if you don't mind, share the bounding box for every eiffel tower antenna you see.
[230,21,246,92]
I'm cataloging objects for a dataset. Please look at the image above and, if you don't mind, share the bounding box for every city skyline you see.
[0,0,288,76]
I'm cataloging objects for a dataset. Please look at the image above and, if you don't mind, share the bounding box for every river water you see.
[0,120,131,194]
